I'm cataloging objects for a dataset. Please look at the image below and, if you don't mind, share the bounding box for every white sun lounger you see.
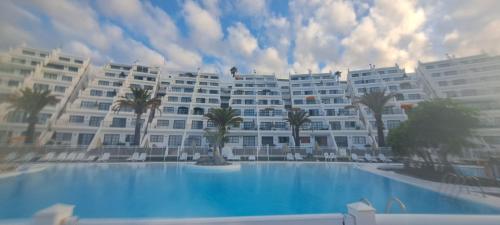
[179,152,188,161]
[56,152,68,161]
[127,152,139,161]
[40,152,56,161]
[286,153,294,161]
[193,152,201,161]
[351,153,363,162]
[98,153,110,162]
[294,153,303,161]
[324,152,330,161]
[248,155,256,161]
[4,152,18,162]
[138,153,147,162]
[364,154,378,162]
[85,155,97,161]
[18,152,36,162]
[329,152,336,161]
[66,152,77,161]
[378,153,392,163]
[75,152,86,161]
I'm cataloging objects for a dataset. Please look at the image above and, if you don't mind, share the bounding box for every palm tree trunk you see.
[24,115,38,144]
[134,113,142,146]
[374,113,385,147]
[294,127,300,147]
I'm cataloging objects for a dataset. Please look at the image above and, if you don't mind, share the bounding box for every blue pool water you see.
[0,163,499,218]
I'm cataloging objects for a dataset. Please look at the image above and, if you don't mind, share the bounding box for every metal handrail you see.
[385,197,407,213]
[468,176,487,198]
[359,198,373,206]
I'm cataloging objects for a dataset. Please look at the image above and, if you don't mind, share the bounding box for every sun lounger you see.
[85,155,97,161]
[364,154,378,162]
[248,155,256,161]
[138,153,147,162]
[127,152,139,161]
[294,153,303,161]
[378,153,392,163]
[18,152,36,162]
[40,152,55,161]
[4,152,18,162]
[286,153,294,161]
[329,152,336,161]
[75,152,86,161]
[339,149,348,158]
[351,153,363,162]
[98,153,110,162]
[193,153,201,161]
[56,152,68,161]
[66,152,77,161]
[324,152,330,161]
[179,152,188,161]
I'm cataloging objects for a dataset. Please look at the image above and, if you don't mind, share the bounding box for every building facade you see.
[0,46,498,154]
[416,54,500,152]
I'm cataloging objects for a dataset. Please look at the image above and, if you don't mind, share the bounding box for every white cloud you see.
[227,23,258,57]
[183,0,224,55]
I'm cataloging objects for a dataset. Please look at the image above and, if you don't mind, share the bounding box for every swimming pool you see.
[0,163,499,219]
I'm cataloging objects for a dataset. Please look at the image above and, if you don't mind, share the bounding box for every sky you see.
[1,0,500,78]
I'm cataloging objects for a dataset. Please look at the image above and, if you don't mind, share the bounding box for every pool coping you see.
[354,163,500,210]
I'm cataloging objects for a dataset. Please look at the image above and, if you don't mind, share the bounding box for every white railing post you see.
[347,202,376,225]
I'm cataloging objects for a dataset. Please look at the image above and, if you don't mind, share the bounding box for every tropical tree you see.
[112,87,161,146]
[285,109,311,147]
[204,107,242,163]
[350,90,397,147]
[388,99,479,164]
[230,66,238,77]
[334,71,342,81]
[6,88,59,144]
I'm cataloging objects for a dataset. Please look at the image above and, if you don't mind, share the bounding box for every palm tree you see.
[6,88,59,144]
[204,107,242,162]
[334,71,342,81]
[112,87,161,146]
[285,109,311,147]
[230,66,238,77]
[350,90,397,147]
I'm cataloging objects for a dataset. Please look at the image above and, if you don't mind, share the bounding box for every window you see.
[98,80,109,86]
[243,136,256,147]
[103,134,120,145]
[330,121,341,130]
[173,120,185,129]
[408,94,421,100]
[62,76,72,82]
[77,133,94,145]
[43,73,58,80]
[386,120,401,129]
[105,72,115,77]
[90,90,103,96]
[111,118,127,128]
[278,137,289,143]
[294,99,303,104]
[244,99,254,105]
[262,136,274,145]
[352,136,366,145]
[98,103,111,111]
[34,83,49,91]
[181,97,191,102]
[89,116,103,127]
[7,80,19,87]
[168,135,183,147]
[55,132,72,142]
[244,109,255,116]
[150,135,164,143]
[300,137,310,144]
[54,86,66,93]
[164,107,175,113]
[185,135,201,146]
[209,98,218,104]
[275,122,287,129]
[168,96,178,102]
[178,107,189,115]
[157,120,169,127]
[69,115,84,123]
[191,120,203,129]
[106,91,116,97]
[228,136,239,143]
[438,81,448,86]
[81,101,97,109]
[334,136,348,147]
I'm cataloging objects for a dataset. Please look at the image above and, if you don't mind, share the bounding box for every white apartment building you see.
[1,46,498,154]
[0,47,90,144]
[416,54,500,152]
[347,65,426,148]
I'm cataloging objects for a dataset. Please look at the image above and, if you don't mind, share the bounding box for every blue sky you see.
[1,0,499,78]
